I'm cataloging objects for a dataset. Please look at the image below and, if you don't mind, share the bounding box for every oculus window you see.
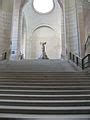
[33,0,54,13]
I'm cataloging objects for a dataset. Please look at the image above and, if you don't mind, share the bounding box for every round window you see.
[33,0,54,14]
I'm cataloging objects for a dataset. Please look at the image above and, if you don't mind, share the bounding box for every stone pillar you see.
[61,0,67,59]
[10,0,21,60]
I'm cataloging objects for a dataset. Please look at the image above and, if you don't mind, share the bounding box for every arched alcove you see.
[30,26,61,59]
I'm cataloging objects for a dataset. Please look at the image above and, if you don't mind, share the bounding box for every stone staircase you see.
[0,72,90,119]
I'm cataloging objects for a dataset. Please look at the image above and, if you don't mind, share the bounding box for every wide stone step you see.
[1,90,90,95]
[0,100,90,107]
[0,72,88,74]
[0,89,90,92]
[0,85,90,88]
[0,106,90,114]
[0,80,90,82]
[0,73,89,76]
[0,76,89,79]
[0,72,89,117]
[0,95,90,100]
[0,76,89,78]
[0,78,89,81]
[0,83,90,86]
[0,86,90,90]
[0,73,89,77]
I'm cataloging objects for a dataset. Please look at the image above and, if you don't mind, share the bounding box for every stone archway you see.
[30,26,61,59]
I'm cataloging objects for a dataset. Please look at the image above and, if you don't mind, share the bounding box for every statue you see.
[39,42,49,59]
[19,52,24,60]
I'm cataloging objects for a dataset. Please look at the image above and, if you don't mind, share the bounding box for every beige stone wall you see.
[75,0,90,56]
[84,2,90,55]
[85,10,90,37]
[84,1,90,39]
[85,10,90,54]
[64,0,90,57]
[75,0,86,57]
[0,0,13,60]
[86,42,90,55]
[64,0,80,56]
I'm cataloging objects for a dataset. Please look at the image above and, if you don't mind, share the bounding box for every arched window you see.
[33,0,54,14]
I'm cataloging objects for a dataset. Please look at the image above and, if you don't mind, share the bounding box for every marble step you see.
[0,95,90,100]
[0,100,90,107]
[0,94,90,101]
[0,72,89,117]
[0,74,89,77]
[0,79,89,82]
[0,80,90,83]
[0,86,90,90]
[0,89,90,92]
[0,85,90,88]
[0,78,89,81]
[0,72,88,74]
[1,90,90,95]
[0,73,89,77]
[0,114,90,119]
[1,82,90,86]
[0,106,90,114]
[0,76,89,78]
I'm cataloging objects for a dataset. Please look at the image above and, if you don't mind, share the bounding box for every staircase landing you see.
[0,59,78,72]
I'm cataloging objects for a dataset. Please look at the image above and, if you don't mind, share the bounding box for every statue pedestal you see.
[39,52,49,59]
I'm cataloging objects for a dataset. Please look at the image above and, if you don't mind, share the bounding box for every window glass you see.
[33,0,54,13]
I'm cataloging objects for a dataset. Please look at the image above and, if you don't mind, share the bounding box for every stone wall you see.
[76,0,85,57]
[84,1,90,39]
[84,1,90,55]
[0,0,13,60]
[64,0,90,57]
[64,0,80,56]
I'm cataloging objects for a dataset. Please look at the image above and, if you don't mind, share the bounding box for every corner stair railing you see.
[85,36,90,51]
[82,54,90,69]
[69,52,90,70]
